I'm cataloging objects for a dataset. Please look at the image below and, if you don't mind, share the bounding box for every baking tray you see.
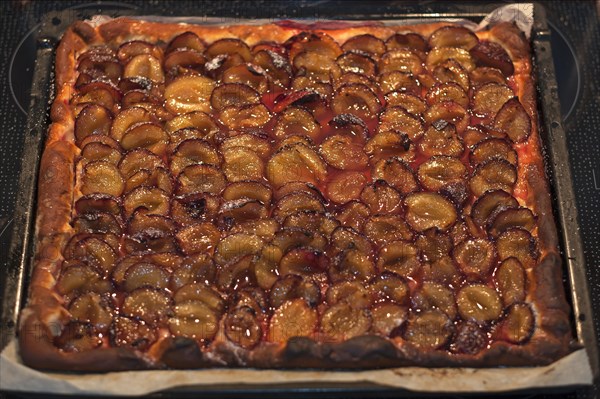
[0,2,597,397]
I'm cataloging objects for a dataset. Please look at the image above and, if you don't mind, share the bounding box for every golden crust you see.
[19,17,573,371]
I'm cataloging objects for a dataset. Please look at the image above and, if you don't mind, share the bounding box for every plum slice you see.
[74,104,112,146]
[270,299,318,343]
[218,198,268,228]
[330,248,375,283]
[111,316,157,350]
[432,59,470,91]
[497,303,534,344]
[386,32,428,52]
[495,257,526,306]
[336,51,377,76]
[221,146,264,183]
[218,103,271,130]
[331,226,374,255]
[214,233,264,266]
[426,82,469,108]
[166,31,206,54]
[286,31,342,61]
[489,207,536,237]
[80,141,121,165]
[123,186,170,218]
[378,49,423,75]
[378,71,420,95]
[426,47,475,72]
[326,281,372,309]
[165,112,219,139]
[424,101,469,133]
[470,67,506,86]
[109,106,154,142]
[496,227,538,268]
[472,83,514,117]
[273,192,325,221]
[123,262,170,292]
[342,34,387,57]
[415,228,451,262]
[403,309,452,349]
[75,194,120,216]
[252,49,291,88]
[371,157,418,194]
[457,284,502,324]
[370,272,409,304]
[169,300,219,340]
[120,122,168,155]
[278,246,328,277]
[377,240,420,278]
[293,50,341,81]
[379,106,424,141]
[55,321,103,352]
[69,292,112,331]
[118,40,163,63]
[364,214,413,246]
[493,97,532,143]
[428,26,478,50]
[170,253,217,291]
[273,107,321,141]
[320,134,368,170]
[164,75,215,115]
[359,181,401,214]
[170,139,220,176]
[453,238,496,279]
[321,302,371,342]
[225,306,262,349]
[471,189,518,228]
[164,49,207,75]
[56,263,103,296]
[270,275,320,308]
[206,38,252,61]
[175,222,221,255]
[371,302,407,337]
[385,91,427,115]
[123,54,164,83]
[283,210,339,237]
[365,131,415,164]
[219,130,272,158]
[122,287,172,324]
[177,164,226,195]
[470,40,514,77]
[450,321,488,354]
[223,181,272,204]
[81,161,124,197]
[124,166,172,194]
[335,200,370,232]
[470,138,518,167]
[404,192,457,232]
[469,159,517,197]
[417,156,467,191]
[266,143,327,187]
[73,212,122,236]
[331,83,381,120]
[171,193,220,225]
[210,83,260,111]
[413,282,457,319]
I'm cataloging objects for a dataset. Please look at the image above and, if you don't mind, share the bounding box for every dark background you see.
[0,1,598,398]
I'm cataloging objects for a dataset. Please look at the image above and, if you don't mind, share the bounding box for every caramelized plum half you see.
[270,299,318,343]
[176,222,221,255]
[495,257,526,306]
[378,49,423,75]
[206,38,252,61]
[457,284,502,324]
[123,186,170,218]
[417,156,467,191]
[273,107,321,141]
[270,275,320,308]
[81,161,124,197]
[75,104,112,146]
[426,47,475,72]
[489,207,536,237]
[377,240,420,278]
[379,71,420,95]
[386,32,428,52]
[470,138,518,167]
[332,83,381,120]
[472,83,514,117]
[166,31,206,53]
[471,189,518,228]
[364,214,413,246]
[371,157,419,194]
[165,75,215,115]
[320,134,368,170]
[470,40,514,77]
[469,159,517,197]
[493,97,532,143]
[413,282,457,319]
[342,34,386,57]
[121,287,172,324]
[210,83,260,111]
[169,300,219,340]
[497,303,534,344]
[384,91,427,115]
[495,227,538,268]
[371,302,407,337]
[403,309,452,349]
[321,302,371,342]
[432,59,470,91]
[225,306,262,349]
[429,26,478,50]
[379,106,424,141]
[453,238,496,279]
[404,192,457,232]
[266,143,327,187]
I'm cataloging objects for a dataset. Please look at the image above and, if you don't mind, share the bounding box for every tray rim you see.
[0,1,596,396]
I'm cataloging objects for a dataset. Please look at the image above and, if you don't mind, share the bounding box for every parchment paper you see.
[1,3,594,395]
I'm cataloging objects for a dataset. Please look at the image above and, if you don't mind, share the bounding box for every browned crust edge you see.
[18,19,574,372]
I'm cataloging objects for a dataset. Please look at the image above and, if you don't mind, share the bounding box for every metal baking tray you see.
[1,2,597,397]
